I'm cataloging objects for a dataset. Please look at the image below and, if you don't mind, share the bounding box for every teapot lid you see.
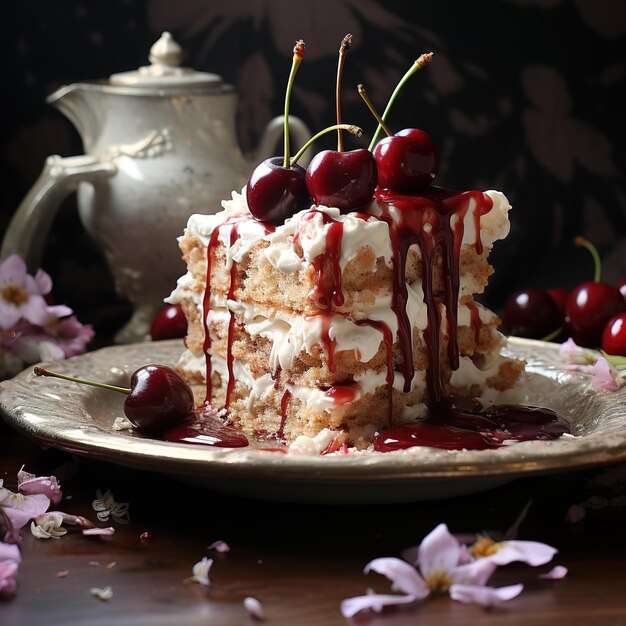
[109,32,222,89]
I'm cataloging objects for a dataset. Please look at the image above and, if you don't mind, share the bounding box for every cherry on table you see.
[373,128,439,191]
[34,364,194,434]
[150,303,188,341]
[546,288,569,318]
[601,312,626,356]
[565,282,625,348]
[503,288,561,339]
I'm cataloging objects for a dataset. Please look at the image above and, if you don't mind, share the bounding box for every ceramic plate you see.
[1,338,625,504]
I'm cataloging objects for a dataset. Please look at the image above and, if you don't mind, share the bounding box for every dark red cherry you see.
[565,281,625,347]
[34,364,194,435]
[124,364,194,433]
[601,312,626,356]
[546,288,569,319]
[150,303,187,340]
[373,128,439,191]
[503,288,561,339]
[305,148,377,211]
[246,157,309,224]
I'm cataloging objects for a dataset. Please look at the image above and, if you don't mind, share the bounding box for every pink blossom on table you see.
[0,543,21,599]
[0,255,50,330]
[449,582,523,606]
[18,466,63,505]
[589,357,621,391]
[41,314,95,358]
[207,540,230,553]
[539,565,568,580]
[0,481,50,531]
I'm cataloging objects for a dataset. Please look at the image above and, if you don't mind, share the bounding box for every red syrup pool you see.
[158,402,568,453]
[163,405,249,448]
[373,404,570,452]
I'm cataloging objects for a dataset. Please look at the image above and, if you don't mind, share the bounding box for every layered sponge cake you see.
[168,185,525,448]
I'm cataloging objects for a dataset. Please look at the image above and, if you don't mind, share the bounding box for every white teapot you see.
[1,32,310,343]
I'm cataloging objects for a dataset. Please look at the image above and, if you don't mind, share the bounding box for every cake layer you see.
[177,351,525,448]
[169,189,511,317]
[174,294,505,386]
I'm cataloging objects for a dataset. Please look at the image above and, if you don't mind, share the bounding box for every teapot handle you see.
[250,115,312,167]
[1,155,116,270]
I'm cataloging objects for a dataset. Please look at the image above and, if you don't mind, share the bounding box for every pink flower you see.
[559,338,596,365]
[0,481,50,531]
[18,467,63,505]
[0,255,50,330]
[341,524,504,618]
[0,541,21,599]
[41,314,95,358]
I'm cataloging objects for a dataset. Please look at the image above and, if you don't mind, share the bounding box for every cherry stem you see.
[283,40,306,168]
[357,84,393,137]
[33,366,130,395]
[601,350,626,367]
[368,52,434,151]
[540,327,563,342]
[290,124,362,165]
[574,236,601,283]
[336,34,353,152]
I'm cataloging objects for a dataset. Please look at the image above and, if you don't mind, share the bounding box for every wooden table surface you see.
[1,417,625,626]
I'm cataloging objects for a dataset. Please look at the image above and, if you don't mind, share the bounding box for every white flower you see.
[92,489,130,524]
[31,512,67,539]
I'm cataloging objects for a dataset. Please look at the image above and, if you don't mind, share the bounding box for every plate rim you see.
[1,337,625,485]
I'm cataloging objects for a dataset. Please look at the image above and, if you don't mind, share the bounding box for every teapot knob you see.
[149,32,183,68]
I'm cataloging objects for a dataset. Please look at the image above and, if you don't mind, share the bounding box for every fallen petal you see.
[365,557,428,598]
[90,586,113,601]
[539,565,568,580]
[18,473,62,505]
[208,540,230,553]
[243,596,265,620]
[82,527,115,537]
[590,357,620,391]
[450,583,524,606]
[340,591,418,618]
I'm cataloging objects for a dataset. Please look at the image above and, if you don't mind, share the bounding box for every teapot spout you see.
[46,83,105,151]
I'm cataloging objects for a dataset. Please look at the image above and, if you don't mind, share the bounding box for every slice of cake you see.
[167,184,524,448]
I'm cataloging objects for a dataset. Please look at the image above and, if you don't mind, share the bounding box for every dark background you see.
[2,0,625,338]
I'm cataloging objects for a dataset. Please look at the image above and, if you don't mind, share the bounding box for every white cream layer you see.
[181,188,511,278]
[177,348,522,413]
[169,275,497,375]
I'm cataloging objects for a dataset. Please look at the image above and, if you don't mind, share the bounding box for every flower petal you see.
[539,565,568,580]
[417,523,462,578]
[18,470,63,505]
[451,557,497,586]
[365,557,429,598]
[488,540,557,567]
[340,591,418,619]
[243,596,265,620]
[0,542,21,564]
[82,527,115,537]
[34,269,52,295]
[450,583,524,606]
[208,540,230,553]
[590,357,620,391]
